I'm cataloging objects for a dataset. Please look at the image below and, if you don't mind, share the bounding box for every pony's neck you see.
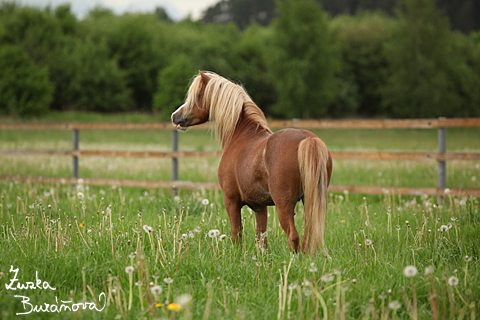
[222,101,272,149]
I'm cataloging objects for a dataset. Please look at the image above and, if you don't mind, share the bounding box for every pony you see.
[171,71,332,255]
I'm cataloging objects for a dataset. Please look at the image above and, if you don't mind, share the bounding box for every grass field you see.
[0,113,479,319]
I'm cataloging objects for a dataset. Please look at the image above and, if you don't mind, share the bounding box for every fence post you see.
[438,117,446,194]
[172,129,178,196]
[72,129,79,187]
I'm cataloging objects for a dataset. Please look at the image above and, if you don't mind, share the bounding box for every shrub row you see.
[1,0,479,119]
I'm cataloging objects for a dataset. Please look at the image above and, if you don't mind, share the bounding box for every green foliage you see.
[153,55,195,120]
[0,44,53,117]
[69,38,132,112]
[269,0,339,118]
[381,0,462,118]
[0,1,479,119]
[229,23,277,115]
[331,13,393,117]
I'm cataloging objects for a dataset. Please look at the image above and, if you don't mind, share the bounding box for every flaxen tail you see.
[298,137,329,255]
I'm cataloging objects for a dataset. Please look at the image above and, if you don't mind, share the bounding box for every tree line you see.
[1,0,479,119]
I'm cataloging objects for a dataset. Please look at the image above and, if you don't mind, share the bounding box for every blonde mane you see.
[184,72,272,146]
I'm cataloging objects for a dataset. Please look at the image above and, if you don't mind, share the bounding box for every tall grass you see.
[0,182,478,319]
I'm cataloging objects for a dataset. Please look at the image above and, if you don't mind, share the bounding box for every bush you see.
[153,55,195,120]
[269,0,339,119]
[381,0,461,118]
[331,13,393,117]
[0,44,53,117]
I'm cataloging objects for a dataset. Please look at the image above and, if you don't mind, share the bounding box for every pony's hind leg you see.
[276,203,300,253]
[253,206,268,249]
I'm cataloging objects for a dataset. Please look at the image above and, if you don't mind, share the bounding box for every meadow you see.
[0,114,479,319]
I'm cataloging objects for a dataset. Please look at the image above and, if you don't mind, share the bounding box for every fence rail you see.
[1,117,480,197]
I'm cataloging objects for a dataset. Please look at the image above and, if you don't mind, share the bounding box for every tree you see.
[0,44,53,117]
[381,0,461,118]
[153,55,195,120]
[269,0,339,118]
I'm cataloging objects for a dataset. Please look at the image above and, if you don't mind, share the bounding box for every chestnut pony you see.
[172,71,332,255]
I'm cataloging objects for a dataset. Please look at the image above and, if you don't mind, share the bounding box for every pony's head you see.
[171,71,212,131]
[171,70,270,146]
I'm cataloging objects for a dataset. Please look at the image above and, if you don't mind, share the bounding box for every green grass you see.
[0,113,479,319]
[0,183,478,319]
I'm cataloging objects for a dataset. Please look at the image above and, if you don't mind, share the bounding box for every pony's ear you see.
[199,71,210,84]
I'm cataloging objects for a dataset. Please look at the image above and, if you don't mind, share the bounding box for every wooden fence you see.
[1,117,480,197]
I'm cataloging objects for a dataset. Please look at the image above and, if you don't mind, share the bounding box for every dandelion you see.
[448,276,459,286]
[208,229,220,238]
[365,239,373,246]
[444,188,451,194]
[340,220,345,223]
[202,199,209,206]
[440,225,449,232]
[125,266,134,274]
[79,223,84,228]
[174,196,180,202]
[464,255,472,262]
[168,303,182,312]
[77,192,84,200]
[219,234,227,241]
[389,301,401,310]
[424,266,434,276]
[288,283,298,290]
[321,274,334,282]
[193,226,201,233]
[155,303,164,308]
[151,285,162,295]
[176,293,192,306]
[164,277,174,284]
[403,265,418,277]
[308,263,317,273]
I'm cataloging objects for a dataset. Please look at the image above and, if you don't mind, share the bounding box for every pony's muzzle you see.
[171,104,188,131]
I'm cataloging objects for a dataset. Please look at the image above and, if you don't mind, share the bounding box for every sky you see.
[15,0,219,20]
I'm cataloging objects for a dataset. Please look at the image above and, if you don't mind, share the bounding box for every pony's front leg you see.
[224,197,243,243]
[254,207,268,249]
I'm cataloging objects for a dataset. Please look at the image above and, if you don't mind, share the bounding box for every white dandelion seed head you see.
[129,252,137,259]
[321,274,335,283]
[465,255,472,262]
[175,293,192,307]
[447,223,453,229]
[288,283,298,290]
[444,188,451,194]
[440,225,449,232]
[202,199,209,206]
[125,266,134,274]
[150,285,162,295]
[448,276,459,286]
[308,263,318,273]
[77,192,84,200]
[388,301,401,310]
[255,261,262,267]
[403,265,418,277]
[424,266,434,275]
[188,231,194,238]
[208,229,220,238]
[365,239,373,246]
[143,225,150,233]
[193,226,201,233]
[174,196,180,202]
[164,277,174,284]
[219,234,227,241]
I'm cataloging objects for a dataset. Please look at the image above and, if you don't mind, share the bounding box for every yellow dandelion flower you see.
[167,303,182,312]
[79,223,84,228]
[340,220,345,223]
[155,303,164,308]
